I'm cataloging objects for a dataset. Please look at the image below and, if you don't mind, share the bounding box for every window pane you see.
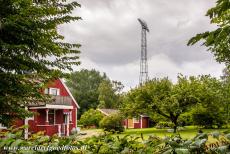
[48,114,54,124]
[133,117,139,123]
[50,89,57,95]
[48,110,55,124]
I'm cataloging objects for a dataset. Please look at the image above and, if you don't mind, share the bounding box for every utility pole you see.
[138,18,149,85]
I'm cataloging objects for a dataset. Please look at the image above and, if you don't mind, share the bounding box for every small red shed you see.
[14,79,80,138]
[97,109,150,129]
[123,115,150,129]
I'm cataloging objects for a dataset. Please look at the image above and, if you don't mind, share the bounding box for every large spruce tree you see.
[0,0,81,125]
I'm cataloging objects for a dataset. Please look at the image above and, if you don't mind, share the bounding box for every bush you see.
[155,121,174,129]
[99,113,124,133]
[79,109,103,128]
[178,112,193,126]
[1,126,230,154]
[192,112,226,128]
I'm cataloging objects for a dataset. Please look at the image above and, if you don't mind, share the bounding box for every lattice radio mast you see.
[138,18,149,85]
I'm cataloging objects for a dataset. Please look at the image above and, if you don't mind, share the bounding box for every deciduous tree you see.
[122,76,210,132]
[79,109,103,128]
[0,0,81,125]
[98,80,124,109]
[66,69,108,117]
[188,0,230,65]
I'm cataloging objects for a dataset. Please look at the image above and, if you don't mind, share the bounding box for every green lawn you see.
[81,126,229,141]
[117,126,229,139]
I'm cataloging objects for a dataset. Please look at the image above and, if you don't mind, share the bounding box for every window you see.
[69,111,72,122]
[63,114,67,124]
[50,88,58,95]
[63,112,71,124]
[48,110,55,125]
[133,117,140,123]
[44,88,60,95]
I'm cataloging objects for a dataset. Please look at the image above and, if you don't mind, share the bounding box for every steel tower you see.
[138,18,149,85]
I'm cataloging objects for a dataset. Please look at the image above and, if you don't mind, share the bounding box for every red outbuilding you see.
[97,109,150,129]
[123,115,150,129]
[13,79,80,138]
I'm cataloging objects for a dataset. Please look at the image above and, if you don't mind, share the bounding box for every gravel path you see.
[77,129,102,139]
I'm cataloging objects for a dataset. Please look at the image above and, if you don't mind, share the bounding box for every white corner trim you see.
[60,79,80,108]
[140,116,143,128]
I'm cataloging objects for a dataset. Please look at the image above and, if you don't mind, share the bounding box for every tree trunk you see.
[171,115,179,133]
[173,124,177,133]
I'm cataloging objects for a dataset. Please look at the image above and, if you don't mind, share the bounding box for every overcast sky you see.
[59,0,224,90]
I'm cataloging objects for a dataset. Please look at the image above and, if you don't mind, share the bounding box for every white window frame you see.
[48,109,55,125]
[133,117,140,123]
[49,88,60,96]
[69,111,72,122]
[63,114,67,124]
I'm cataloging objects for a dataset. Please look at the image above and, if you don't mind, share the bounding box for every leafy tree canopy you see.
[220,67,230,124]
[98,80,124,109]
[66,69,124,117]
[121,75,223,132]
[66,69,108,117]
[79,109,103,127]
[0,0,81,125]
[191,76,226,128]
[188,0,230,65]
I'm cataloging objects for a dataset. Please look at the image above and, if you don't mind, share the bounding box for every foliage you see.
[122,75,226,132]
[122,75,204,133]
[0,0,81,125]
[191,76,227,128]
[66,69,107,117]
[221,67,230,124]
[158,131,230,154]
[66,69,123,117]
[1,127,230,154]
[192,112,224,129]
[84,133,161,153]
[98,80,124,109]
[79,109,104,128]
[192,104,226,128]
[155,121,174,129]
[178,112,193,126]
[99,113,124,133]
[188,0,230,65]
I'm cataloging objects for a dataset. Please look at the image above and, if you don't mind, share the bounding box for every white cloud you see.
[59,0,224,90]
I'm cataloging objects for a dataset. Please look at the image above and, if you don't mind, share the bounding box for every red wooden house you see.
[14,79,80,138]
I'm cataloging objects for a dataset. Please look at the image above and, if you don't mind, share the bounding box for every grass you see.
[116,126,229,140]
[81,126,229,141]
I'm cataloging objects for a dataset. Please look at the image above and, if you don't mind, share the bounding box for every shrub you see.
[155,121,174,129]
[79,109,103,128]
[178,112,193,126]
[192,112,226,128]
[99,113,124,133]
[0,126,230,153]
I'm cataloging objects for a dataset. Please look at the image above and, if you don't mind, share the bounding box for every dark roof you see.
[97,108,119,116]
